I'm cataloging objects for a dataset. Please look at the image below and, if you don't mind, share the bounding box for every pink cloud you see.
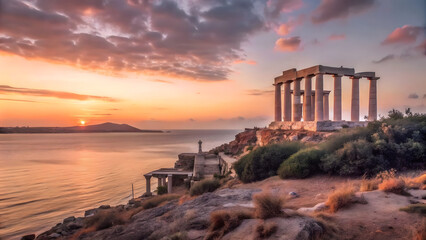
[275,15,305,36]
[312,0,375,24]
[277,24,291,36]
[234,60,257,65]
[328,34,346,41]
[266,0,303,17]
[382,25,425,45]
[275,37,301,52]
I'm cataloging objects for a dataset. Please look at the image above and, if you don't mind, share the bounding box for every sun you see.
[80,120,86,126]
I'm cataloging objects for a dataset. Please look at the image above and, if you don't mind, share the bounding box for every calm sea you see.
[0,130,240,239]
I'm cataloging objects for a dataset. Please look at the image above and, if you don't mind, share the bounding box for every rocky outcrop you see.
[174,153,196,170]
[34,188,326,240]
[211,128,332,155]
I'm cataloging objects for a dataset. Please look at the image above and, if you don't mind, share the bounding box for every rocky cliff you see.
[211,128,333,155]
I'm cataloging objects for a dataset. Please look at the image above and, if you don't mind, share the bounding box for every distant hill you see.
[0,122,162,133]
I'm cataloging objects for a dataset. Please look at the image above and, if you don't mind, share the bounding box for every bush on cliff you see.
[190,179,221,196]
[278,148,325,179]
[234,142,303,183]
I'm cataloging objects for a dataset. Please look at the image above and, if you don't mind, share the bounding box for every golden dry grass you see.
[205,209,253,240]
[325,185,355,213]
[402,174,426,190]
[253,192,285,219]
[359,176,379,192]
[142,194,181,209]
[378,178,406,195]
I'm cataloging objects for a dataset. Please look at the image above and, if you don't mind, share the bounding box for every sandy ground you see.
[230,175,425,240]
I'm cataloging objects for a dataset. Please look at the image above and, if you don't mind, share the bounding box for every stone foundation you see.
[269,120,368,132]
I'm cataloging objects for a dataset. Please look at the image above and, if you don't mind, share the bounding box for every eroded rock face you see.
[211,128,332,155]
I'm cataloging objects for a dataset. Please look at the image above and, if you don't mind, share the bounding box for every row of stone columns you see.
[274,74,378,122]
[144,174,174,195]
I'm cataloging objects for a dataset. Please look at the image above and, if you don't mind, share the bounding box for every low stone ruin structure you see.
[270,65,379,131]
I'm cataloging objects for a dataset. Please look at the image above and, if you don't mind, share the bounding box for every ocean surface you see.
[0,130,240,239]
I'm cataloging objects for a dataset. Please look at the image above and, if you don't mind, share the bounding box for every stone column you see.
[292,79,302,121]
[283,82,292,121]
[167,174,173,194]
[145,175,152,195]
[274,83,282,121]
[368,77,378,121]
[303,76,312,121]
[311,93,315,121]
[323,93,330,121]
[315,74,324,121]
[333,74,342,121]
[351,76,360,121]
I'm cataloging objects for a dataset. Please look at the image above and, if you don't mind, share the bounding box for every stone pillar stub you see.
[292,79,302,121]
[167,174,173,194]
[145,175,152,195]
[274,83,282,121]
[315,74,324,121]
[283,82,292,121]
[333,74,342,121]
[303,76,312,121]
[311,93,315,121]
[351,77,360,121]
[368,77,378,121]
[323,93,330,121]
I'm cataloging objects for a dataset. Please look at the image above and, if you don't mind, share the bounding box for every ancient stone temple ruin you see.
[269,65,379,131]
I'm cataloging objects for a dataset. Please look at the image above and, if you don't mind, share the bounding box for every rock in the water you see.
[99,205,110,209]
[63,216,75,224]
[21,234,35,240]
[85,208,98,217]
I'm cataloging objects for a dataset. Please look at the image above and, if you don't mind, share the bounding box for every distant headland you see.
[0,122,163,134]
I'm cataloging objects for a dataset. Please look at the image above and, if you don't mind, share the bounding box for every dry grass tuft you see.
[415,219,426,240]
[360,176,379,192]
[255,222,278,239]
[402,174,426,190]
[142,194,181,209]
[205,209,253,240]
[378,178,407,195]
[253,193,285,219]
[325,185,355,213]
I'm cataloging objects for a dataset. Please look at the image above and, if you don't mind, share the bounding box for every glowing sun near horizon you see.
[80,120,86,126]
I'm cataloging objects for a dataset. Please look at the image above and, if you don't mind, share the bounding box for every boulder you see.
[21,234,35,240]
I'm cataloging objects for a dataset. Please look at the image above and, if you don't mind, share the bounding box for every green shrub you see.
[157,185,168,195]
[321,139,388,176]
[278,148,325,179]
[234,142,303,183]
[190,179,221,196]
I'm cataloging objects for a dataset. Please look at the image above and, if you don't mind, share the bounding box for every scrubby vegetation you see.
[205,209,253,240]
[253,193,285,219]
[157,185,168,195]
[277,148,324,179]
[233,109,425,181]
[325,185,356,213]
[189,179,221,196]
[400,204,426,216]
[142,194,181,209]
[234,142,302,182]
[255,222,278,239]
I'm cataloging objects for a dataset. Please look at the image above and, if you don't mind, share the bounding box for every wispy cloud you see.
[408,93,419,99]
[0,98,41,103]
[234,60,257,65]
[373,54,395,64]
[0,85,118,102]
[150,79,174,84]
[312,0,376,24]
[246,89,274,96]
[328,34,346,41]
